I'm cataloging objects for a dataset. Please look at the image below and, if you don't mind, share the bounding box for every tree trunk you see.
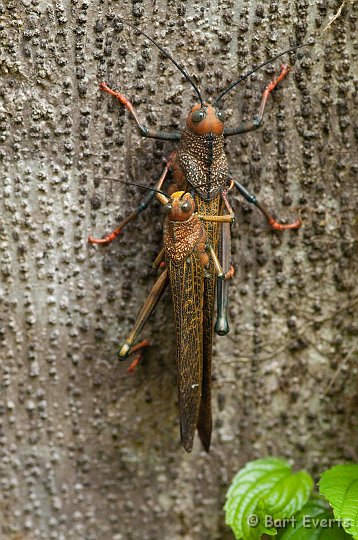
[0,1,357,539]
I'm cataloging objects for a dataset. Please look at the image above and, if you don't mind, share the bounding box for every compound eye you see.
[216,110,225,122]
[191,109,206,123]
[181,200,192,213]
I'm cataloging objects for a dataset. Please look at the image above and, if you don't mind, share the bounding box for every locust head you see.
[164,191,195,222]
[186,103,224,136]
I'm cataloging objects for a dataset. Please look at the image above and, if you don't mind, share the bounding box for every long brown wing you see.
[196,195,223,452]
[168,254,205,453]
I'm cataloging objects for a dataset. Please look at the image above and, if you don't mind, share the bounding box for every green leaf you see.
[265,471,314,519]
[224,458,313,540]
[319,464,358,539]
[279,499,351,540]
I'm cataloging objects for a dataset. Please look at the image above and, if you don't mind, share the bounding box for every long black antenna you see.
[121,20,204,105]
[214,41,315,105]
[97,177,170,199]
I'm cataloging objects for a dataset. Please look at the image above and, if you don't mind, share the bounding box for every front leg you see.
[100,83,181,141]
[224,64,291,136]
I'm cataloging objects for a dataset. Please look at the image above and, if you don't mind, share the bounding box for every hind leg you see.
[118,269,169,363]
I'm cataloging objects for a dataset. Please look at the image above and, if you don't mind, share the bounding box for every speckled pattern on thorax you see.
[178,129,228,201]
[164,213,206,263]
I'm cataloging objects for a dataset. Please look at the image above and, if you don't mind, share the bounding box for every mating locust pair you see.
[89,26,309,452]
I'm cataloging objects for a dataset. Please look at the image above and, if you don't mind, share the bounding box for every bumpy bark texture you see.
[0,1,357,539]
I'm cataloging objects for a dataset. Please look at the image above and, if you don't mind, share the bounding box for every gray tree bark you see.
[0,1,357,539]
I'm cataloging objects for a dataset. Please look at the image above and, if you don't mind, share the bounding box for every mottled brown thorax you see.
[177,129,228,201]
[164,213,206,263]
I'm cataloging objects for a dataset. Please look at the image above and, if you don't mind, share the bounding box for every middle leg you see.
[233,178,301,230]
[88,156,174,245]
